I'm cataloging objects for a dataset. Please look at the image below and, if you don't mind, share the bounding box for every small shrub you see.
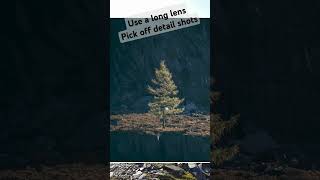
[181,172,196,180]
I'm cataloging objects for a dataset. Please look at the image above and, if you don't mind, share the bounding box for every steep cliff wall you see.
[110,19,210,113]
[214,1,320,143]
[2,1,107,167]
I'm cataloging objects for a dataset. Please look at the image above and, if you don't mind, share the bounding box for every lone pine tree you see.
[147,60,184,128]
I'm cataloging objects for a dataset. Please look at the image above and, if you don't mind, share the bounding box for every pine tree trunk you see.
[162,118,166,128]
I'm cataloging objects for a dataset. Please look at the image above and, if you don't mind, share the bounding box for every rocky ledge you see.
[110,113,210,137]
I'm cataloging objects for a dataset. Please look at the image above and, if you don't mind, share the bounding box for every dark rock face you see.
[110,19,210,113]
[240,131,277,154]
[2,1,107,168]
[214,1,320,143]
[130,96,152,113]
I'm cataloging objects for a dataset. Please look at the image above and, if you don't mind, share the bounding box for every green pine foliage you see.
[147,60,184,118]
[211,91,239,166]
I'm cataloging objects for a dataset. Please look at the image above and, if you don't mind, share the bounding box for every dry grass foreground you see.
[212,168,320,180]
[110,113,210,137]
[0,164,107,180]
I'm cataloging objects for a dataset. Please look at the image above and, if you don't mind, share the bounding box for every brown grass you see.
[110,113,209,137]
[212,168,320,180]
[0,164,107,180]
